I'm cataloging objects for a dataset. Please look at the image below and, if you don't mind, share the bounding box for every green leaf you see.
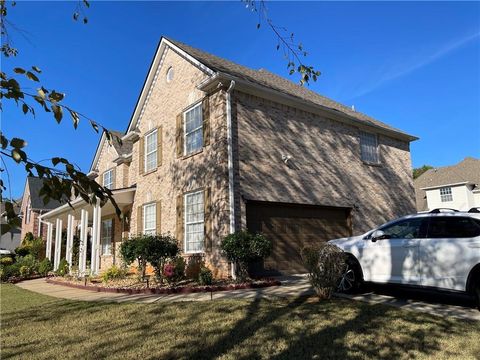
[257,23,260,29]
[26,71,39,82]
[37,88,46,99]
[69,110,80,129]
[31,66,42,73]
[22,103,28,114]
[13,67,25,74]
[83,17,88,24]
[73,12,79,21]
[49,91,65,102]
[52,104,63,123]
[83,0,90,7]
[10,138,27,149]
[1,135,8,149]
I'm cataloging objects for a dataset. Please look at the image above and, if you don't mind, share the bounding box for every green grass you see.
[1,284,479,359]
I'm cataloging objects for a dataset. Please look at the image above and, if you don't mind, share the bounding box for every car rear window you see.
[426,217,480,238]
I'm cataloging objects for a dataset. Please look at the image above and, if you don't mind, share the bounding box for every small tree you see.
[144,234,179,283]
[221,231,272,281]
[119,235,150,282]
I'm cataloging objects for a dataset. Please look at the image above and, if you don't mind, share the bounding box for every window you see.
[378,218,427,239]
[25,197,31,224]
[101,219,112,255]
[440,187,453,202]
[103,169,113,189]
[184,104,203,155]
[184,191,204,253]
[360,131,379,164]
[143,203,156,235]
[145,129,158,172]
[166,66,174,83]
[426,217,480,238]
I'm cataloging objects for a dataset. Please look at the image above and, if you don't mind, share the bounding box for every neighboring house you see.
[40,37,417,276]
[19,177,64,240]
[415,157,480,212]
[0,198,22,252]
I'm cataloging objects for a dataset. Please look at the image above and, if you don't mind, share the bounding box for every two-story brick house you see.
[40,37,417,276]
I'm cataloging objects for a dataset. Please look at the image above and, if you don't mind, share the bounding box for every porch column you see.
[66,214,74,267]
[91,203,101,275]
[46,222,53,261]
[53,218,63,271]
[79,209,88,275]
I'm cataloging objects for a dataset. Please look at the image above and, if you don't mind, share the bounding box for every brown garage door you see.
[247,202,352,275]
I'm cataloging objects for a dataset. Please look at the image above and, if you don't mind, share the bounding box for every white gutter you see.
[226,80,236,279]
[420,181,471,191]
[226,80,236,234]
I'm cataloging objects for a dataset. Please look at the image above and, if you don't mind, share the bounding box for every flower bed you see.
[46,276,281,295]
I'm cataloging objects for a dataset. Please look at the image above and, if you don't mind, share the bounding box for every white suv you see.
[329,208,480,309]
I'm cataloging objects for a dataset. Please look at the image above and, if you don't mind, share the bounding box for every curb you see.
[45,278,282,295]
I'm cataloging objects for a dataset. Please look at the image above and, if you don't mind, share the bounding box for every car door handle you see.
[402,240,417,248]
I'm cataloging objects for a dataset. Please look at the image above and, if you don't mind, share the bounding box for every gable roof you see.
[26,177,65,211]
[89,130,133,173]
[414,157,480,211]
[125,36,416,141]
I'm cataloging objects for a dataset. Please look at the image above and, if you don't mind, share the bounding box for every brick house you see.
[40,37,417,276]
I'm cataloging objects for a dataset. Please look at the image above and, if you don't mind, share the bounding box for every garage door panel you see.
[247,202,351,275]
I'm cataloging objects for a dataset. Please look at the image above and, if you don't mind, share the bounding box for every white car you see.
[329,208,480,309]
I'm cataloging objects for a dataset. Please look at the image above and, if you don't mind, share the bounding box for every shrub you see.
[221,231,272,281]
[301,243,346,299]
[185,255,203,280]
[102,265,127,283]
[29,237,45,260]
[22,232,35,245]
[17,254,39,275]
[19,265,31,277]
[144,234,179,282]
[163,263,175,283]
[120,235,150,281]
[15,245,30,257]
[38,258,53,276]
[172,256,186,281]
[0,263,21,281]
[55,258,69,277]
[0,257,13,266]
[198,266,213,286]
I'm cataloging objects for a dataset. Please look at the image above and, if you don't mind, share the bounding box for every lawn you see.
[1,284,479,359]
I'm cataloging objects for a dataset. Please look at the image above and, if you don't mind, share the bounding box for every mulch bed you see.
[45,277,282,295]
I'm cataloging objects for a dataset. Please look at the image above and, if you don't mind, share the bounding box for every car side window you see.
[427,217,480,238]
[379,218,427,239]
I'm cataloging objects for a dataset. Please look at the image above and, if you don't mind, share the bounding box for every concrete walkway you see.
[16,276,480,321]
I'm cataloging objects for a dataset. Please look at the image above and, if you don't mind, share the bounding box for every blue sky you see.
[3,1,480,199]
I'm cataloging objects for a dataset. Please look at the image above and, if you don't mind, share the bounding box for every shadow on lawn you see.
[3,293,475,359]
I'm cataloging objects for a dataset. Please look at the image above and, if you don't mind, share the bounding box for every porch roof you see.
[39,186,135,223]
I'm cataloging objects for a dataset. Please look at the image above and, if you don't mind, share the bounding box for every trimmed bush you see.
[198,266,213,285]
[55,258,69,277]
[14,246,30,257]
[221,231,272,281]
[120,235,150,281]
[102,265,127,283]
[17,254,38,275]
[0,263,21,281]
[301,243,346,299]
[0,257,14,266]
[144,234,179,282]
[38,258,53,276]
[172,256,186,281]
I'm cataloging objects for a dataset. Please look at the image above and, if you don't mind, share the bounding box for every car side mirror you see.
[371,230,388,242]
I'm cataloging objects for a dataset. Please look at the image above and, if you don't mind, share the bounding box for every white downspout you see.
[226,80,236,278]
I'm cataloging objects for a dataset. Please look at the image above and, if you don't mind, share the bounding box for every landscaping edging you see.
[45,278,282,295]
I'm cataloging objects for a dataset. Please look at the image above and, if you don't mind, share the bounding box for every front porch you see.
[39,187,135,275]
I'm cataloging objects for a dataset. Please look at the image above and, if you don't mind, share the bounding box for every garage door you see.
[246,202,352,275]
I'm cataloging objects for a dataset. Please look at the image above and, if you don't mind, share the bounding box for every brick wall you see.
[234,91,415,234]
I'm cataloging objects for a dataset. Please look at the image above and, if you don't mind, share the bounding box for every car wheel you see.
[338,259,362,294]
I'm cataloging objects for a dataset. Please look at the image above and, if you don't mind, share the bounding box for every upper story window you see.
[166,67,174,83]
[184,190,204,253]
[440,187,453,202]
[184,104,203,155]
[145,129,158,173]
[360,131,379,164]
[143,203,156,235]
[103,169,113,189]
